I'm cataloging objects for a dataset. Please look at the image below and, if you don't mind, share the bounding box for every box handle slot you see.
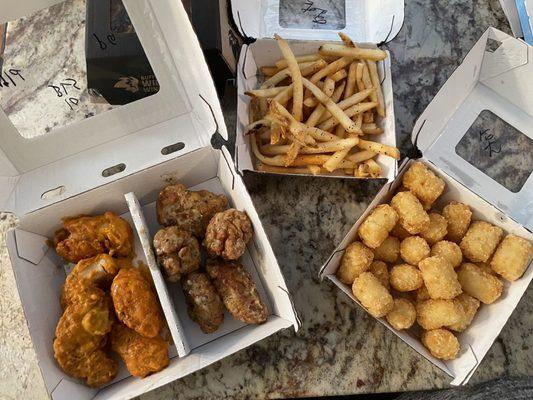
[161,142,185,155]
[102,163,126,178]
[41,186,66,200]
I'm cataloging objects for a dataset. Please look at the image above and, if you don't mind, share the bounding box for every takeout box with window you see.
[320,28,533,385]
[232,0,405,180]
[0,1,298,399]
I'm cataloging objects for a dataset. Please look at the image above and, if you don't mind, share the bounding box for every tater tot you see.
[431,240,462,269]
[390,191,430,235]
[390,264,423,292]
[422,329,460,360]
[358,204,399,249]
[416,299,464,330]
[448,293,480,332]
[457,262,503,304]
[460,221,503,263]
[386,298,416,330]
[477,262,495,276]
[416,285,431,301]
[442,202,472,243]
[420,213,448,245]
[400,236,430,265]
[402,162,445,209]
[391,223,411,240]
[419,256,462,299]
[374,236,400,263]
[369,261,390,289]
[490,234,532,281]
[352,272,394,318]
[336,242,374,285]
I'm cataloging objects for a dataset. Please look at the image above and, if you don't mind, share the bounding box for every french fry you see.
[261,138,359,155]
[358,139,400,159]
[302,78,360,134]
[362,125,383,135]
[323,138,360,172]
[364,159,382,177]
[356,63,365,92]
[362,62,379,107]
[284,142,301,166]
[355,113,364,130]
[317,88,374,122]
[245,86,289,98]
[260,66,279,76]
[363,111,374,123]
[323,77,335,97]
[267,101,316,145]
[304,69,347,107]
[273,84,294,107]
[346,150,378,163]
[275,53,322,69]
[270,122,282,144]
[345,62,358,98]
[318,102,377,132]
[318,43,387,61]
[256,163,328,175]
[275,34,304,122]
[338,32,357,48]
[262,60,325,88]
[290,155,357,168]
[306,82,345,127]
[249,97,263,123]
[366,60,386,117]
[310,57,352,83]
[307,165,323,175]
[244,119,271,135]
[335,124,346,138]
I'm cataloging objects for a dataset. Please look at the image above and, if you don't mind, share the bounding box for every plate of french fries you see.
[244,33,400,178]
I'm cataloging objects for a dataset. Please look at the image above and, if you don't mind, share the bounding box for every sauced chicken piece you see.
[153,226,201,282]
[53,212,134,263]
[111,323,169,378]
[182,272,225,334]
[204,209,253,260]
[111,268,164,338]
[206,260,268,324]
[156,183,228,237]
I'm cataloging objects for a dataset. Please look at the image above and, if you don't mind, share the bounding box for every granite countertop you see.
[1,1,531,399]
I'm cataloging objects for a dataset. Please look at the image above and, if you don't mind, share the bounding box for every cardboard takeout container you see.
[0,1,299,399]
[320,28,533,385]
[233,0,405,180]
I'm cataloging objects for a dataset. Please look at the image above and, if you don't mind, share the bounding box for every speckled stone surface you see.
[1,1,531,400]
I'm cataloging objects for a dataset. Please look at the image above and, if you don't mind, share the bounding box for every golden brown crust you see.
[390,191,430,235]
[420,213,448,245]
[402,162,445,209]
[442,202,472,243]
[204,209,253,260]
[111,268,164,338]
[386,298,416,330]
[419,256,462,300]
[111,324,169,378]
[358,204,398,249]
[156,183,228,237]
[490,234,532,281]
[182,273,225,334]
[460,221,503,263]
[207,260,268,324]
[153,226,201,282]
[336,242,374,285]
[54,212,134,263]
[422,329,460,360]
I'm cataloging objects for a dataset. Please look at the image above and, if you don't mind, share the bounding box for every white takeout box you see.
[320,27,533,385]
[233,0,405,180]
[0,1,299,399]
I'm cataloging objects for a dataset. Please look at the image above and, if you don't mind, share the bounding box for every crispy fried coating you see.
[390,191,430,235]
[490,234,532,281]
[204,209,253,260]
[400,236,430,266]
[53,289,118,387]
[111,268,164,338]
[431,240,462,269]
[391,223,411,240]
[415,285,431,301]
[336,241,374,285]
[460,221,503,263]
[54,212,134,263]
[386,298,416,330]
[457,262,503,304]
[448,293,480,332]
[390,264,423,292]
[153,226,201,282]
[207,260,268,324]
[156,183,228,237]
[374,236,400,263]
[369,261,390,290]
[442,202,472,243]
[416,299,464,330]
[111,324,169,378]
[352,272,394,318]
[420,213,448,245]
[422,329,460,360]
[419,256,462,300]
[358,204,398,249]
[402,162,445,209]
[182,272,225,334]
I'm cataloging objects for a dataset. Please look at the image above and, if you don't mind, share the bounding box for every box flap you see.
[231,0,404,43]
[412,28,533,230]
[0,0,227,215]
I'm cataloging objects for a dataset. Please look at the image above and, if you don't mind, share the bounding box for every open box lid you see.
[0,0,227,216]
[230,0,404,43]
[412,27,533,230]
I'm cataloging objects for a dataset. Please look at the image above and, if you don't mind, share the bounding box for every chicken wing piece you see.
[111,323,169,378]
[182,272,224,333]
[156,183,228,237]
[111,268,164,338]
[54,211,134,263]
[53,289,118,387]
[206,260,268,324]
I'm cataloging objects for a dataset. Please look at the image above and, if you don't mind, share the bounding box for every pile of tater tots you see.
[337,161,532,360]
